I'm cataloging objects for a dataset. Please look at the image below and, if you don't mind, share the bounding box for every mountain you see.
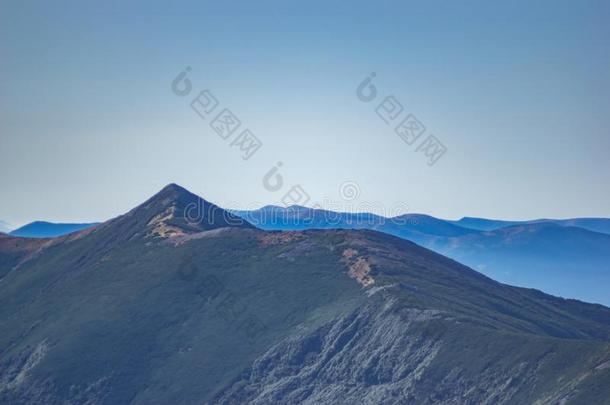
[236,208,610,306]
[1,184,609,404]
[233,207,478,239]
[9,221,99,238]
[94,183,254,238]
[426,223,610,306]
[551,218,610,235]
[451,216,610,235]
[234,205,388,231]
[449,217,522,231]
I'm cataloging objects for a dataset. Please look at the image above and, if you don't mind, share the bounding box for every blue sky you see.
[1,0,609,227]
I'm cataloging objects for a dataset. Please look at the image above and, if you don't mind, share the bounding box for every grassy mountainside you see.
[236,207,610,305]
[1,185,609,404]
[0,233,49,279]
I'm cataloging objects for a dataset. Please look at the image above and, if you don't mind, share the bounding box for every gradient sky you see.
[1,0,609,228]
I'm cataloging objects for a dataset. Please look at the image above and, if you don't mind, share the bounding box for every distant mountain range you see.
[9,221,99,238]
[7,206,610,306]
[450,216,610,234]
[12,210,609,239]
[1,184,609,404]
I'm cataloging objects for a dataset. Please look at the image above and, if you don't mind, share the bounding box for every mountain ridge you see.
[0,184,609,404]
[235,206,610,305]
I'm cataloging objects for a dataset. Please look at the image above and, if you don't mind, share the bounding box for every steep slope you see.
[94,183,253,241]
[237,208,610,305]
[0,186,609,404]
[0,233,49,279]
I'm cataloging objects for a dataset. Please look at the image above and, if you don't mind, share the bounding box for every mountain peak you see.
[156,182,190,197]
[142,183,199,208]
[101,184,254,240]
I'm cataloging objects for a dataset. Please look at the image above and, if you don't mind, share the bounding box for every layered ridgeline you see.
[1,185,609,404]
[450,216,610,234]
[10,203,610,304]
[236,207,610,306]
[9,222,100,238]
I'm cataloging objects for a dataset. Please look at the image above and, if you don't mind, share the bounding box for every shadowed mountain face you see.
[236,207,610,305]
[7,184,253,239]
[0,185,609,404]
[95,183,254,240]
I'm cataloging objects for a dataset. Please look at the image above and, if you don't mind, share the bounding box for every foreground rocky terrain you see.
[1,185,609,404]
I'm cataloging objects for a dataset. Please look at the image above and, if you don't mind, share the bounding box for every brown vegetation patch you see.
[257,231,305,246]
[342,248,374,287]
[146,206,188,238]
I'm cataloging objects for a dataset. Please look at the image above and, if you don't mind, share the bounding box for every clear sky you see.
[1,0,609,228]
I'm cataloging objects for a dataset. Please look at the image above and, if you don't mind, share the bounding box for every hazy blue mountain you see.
[451,216,610,235]
[9,221,99,238]
[546,218,610,235]
[233,205,387,231]
[426,223,610,306]
[233,207,477,239]
[449,217,523,231]
[1,185,609,404]
[236,208,610,305]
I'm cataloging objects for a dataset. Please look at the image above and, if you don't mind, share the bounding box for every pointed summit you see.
[139,183,202,212]
[156,182,189,194]
[101,184,254,240]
